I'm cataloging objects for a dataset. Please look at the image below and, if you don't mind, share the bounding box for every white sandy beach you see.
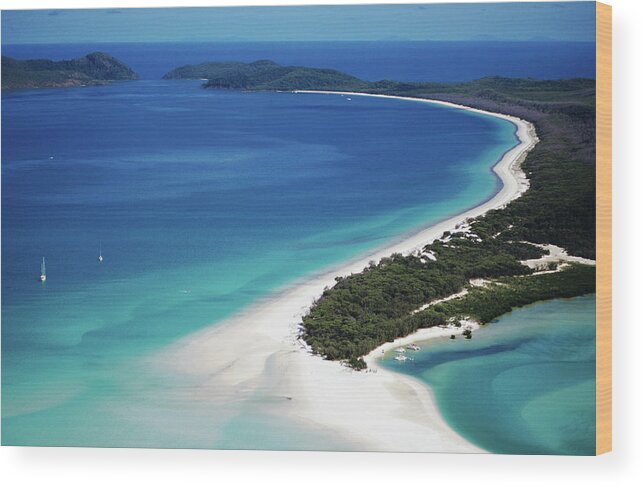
[151,92,539,452]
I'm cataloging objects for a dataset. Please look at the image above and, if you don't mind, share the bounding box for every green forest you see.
[301,234,595,367]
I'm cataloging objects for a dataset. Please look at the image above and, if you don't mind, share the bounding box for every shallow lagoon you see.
[382,295,596,455]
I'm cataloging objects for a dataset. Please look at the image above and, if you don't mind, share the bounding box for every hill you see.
[162,60,369,91]
[1,52,138,90]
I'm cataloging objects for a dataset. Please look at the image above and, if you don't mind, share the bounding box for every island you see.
[166,60,596,368]
[1,52,138,90]
[162,59,370,91]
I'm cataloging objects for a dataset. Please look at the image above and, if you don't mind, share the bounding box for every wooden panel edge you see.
[595,1,612,456]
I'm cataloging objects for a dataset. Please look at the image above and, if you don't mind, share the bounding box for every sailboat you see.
[98,242,103,262]
[39,257,46,282]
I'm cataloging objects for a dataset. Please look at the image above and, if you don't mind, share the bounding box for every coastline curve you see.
[151,92,539,452]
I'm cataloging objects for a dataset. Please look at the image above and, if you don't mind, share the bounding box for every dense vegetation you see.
[324,263,594,369]
[165,61,598,366]
[1,52,138,89]
[436,264,595,324]
[163,60,369,90]
[302,238,546,361]
[368,77,596,259]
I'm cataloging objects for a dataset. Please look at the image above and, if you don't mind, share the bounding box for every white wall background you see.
[0,0,640,485]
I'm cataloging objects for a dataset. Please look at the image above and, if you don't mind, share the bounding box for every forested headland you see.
[1,52,138,89]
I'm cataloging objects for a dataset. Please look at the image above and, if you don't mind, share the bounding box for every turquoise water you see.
[381,295,597,455]
[2,79,517,448]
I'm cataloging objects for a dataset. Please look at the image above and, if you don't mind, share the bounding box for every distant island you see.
[163,59,596,368]
[1,52,138,90]
[162,59,370,91]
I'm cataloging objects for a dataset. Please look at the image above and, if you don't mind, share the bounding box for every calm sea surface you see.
[381,295,597,455]
[1,41,596,449]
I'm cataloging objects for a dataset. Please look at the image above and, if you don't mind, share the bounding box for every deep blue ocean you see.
[1,41,596,450]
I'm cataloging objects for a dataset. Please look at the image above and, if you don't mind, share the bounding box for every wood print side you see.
[596,1,612,456]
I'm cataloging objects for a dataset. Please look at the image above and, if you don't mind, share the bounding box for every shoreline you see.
[151,92,539,452]
[363,322,481,370]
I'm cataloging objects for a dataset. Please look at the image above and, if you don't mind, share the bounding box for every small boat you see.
[406,344,421,351]
[346,97,352,101]
[98,242,103,262]
[395,347,406,353]
[394,354,408,362]
[39,257,46,282]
